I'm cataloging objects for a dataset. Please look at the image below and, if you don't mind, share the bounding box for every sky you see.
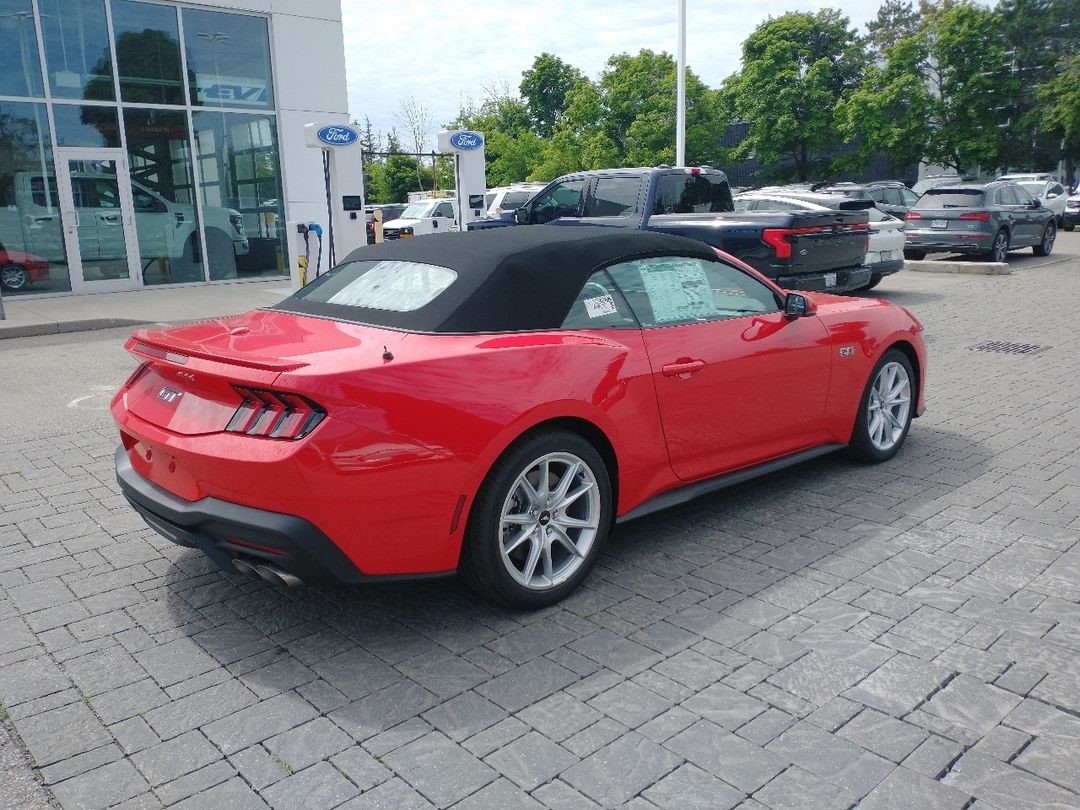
[341,1,885,151]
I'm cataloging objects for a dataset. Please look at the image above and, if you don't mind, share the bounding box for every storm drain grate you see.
[971,341,1048,355]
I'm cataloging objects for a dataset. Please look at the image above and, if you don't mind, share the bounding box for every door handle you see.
[662,359,705,377]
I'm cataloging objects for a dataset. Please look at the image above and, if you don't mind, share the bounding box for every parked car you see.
[486,183,545,217]
[111,226,926,608]
[0,248,50,292]
[736,191,904,291]
[997,172,1056,184]
[912,174,973,196]
[820,181,920,219]
[382,198,457,239]
[364,204,407,244]
[472,166,872,293]
[1064,194,1080,231]
[904,182,1056,262]
[1012,180,1068,227]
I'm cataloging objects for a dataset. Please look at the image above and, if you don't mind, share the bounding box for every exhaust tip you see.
[232,558,261,579]
[255,563,303,589]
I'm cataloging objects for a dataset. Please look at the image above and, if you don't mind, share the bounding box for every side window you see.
[582,177,641,218]
[561,270,636,330]
[1013,186,1035,206]
[1050,184,1064,197]
[654,174,733,214]
[867,188,885,203]
[884,188,904,206]
[752,199,799,212]
[434,202,454,218]
[531,180,585,224]
[900,188,919,206]
[71,178,97,208]
[30,176,60,207]
[133,188,167,213]
[995,188,1013,206]
[606,256,779,327]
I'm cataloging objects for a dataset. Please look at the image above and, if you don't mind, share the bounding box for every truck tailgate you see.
[649,210,869,276]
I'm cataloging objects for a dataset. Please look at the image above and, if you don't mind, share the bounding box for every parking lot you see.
[2,232,1080,810]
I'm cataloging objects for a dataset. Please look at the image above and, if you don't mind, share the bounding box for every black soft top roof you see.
[275,225,719,333]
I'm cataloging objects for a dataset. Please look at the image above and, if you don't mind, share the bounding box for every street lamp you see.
[195,31,230,103]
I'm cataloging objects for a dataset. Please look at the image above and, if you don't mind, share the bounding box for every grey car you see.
[904,182,1056,262]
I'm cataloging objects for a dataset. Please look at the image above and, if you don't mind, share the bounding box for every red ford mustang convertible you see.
[112,226,925,607]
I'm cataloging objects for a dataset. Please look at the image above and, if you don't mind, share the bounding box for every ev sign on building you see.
[438,129,487,229]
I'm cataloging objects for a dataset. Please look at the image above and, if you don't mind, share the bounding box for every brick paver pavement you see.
[2,247,1080,809]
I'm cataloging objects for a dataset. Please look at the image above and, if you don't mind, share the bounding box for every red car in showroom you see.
[0,249,50,292]
[112,226,925,608]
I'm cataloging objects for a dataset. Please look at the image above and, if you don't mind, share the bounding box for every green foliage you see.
[865,0,921,55]
[383,154,428,203]
[520,53,585,138]
[725,10,867,181]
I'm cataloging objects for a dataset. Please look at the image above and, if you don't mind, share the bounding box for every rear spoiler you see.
[126,336,308,372]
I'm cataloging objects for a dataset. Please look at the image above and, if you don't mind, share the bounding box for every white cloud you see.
[343,0,885,148]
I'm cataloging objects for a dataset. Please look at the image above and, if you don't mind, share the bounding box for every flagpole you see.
[676,0,686,166]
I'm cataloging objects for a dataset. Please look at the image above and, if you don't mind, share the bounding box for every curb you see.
[904,260,1011,275]
[0,318,147,340]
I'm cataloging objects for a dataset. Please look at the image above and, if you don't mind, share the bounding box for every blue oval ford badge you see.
[449,131,484,151]
[316,125,358,147]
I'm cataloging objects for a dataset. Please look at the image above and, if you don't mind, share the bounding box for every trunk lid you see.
[120,309,403,435]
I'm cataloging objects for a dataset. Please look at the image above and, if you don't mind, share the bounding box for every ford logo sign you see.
[449,131,484,151]
[316,125,358,147]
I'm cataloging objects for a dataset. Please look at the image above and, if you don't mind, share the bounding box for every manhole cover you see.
[971,341,1047,355]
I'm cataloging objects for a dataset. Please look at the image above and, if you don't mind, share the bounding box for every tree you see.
[396,97,432,188]
[520,53,585,138]
[1035,53,1080,183]
[448,87,547,184]
[865,0,921,56]
[725,11,867,181]
[358,116,382,202]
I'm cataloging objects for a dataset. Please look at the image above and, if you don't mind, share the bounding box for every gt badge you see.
[839,346,855,357]
[157,386,183,403]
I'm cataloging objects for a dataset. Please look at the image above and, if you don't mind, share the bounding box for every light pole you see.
[195,31,231,103]
[676,0,686,167]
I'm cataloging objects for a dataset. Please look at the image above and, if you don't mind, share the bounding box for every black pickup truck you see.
[468,167,872,293]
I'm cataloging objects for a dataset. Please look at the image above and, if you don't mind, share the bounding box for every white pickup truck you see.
[0,171,248,279]
[381,198,458,239]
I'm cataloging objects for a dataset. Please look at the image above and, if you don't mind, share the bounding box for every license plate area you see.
[824,272,837,288]
[880,250,893,261]
[931,219,948,229]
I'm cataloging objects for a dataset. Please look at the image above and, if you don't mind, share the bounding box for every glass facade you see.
[0,0,287,298]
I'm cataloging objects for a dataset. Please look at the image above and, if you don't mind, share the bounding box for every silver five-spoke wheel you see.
[499,452,600,590]
[867,361,911,452]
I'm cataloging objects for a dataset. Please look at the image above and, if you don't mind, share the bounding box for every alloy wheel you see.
[1,264,27,291]
[1042,225,1055,254]
[992,231,1008,263]
[867,361,912,452]
[498,451,600,590]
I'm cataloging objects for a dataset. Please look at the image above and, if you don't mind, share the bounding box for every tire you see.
[858,273,883,292]
[988,229,1009,263]
[459,429,612,609]
[848,348,915,464]
[903,249,925,261]
[0,263,28,291]
[205,229,237,280]
[1033,222,1056,257]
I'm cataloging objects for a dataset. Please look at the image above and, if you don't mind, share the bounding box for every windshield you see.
[914,189,985,208]
[399,202,436,219]
[1018,182,1046,197]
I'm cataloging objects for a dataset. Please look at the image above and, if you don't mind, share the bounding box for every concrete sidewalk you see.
[0,280,293,340]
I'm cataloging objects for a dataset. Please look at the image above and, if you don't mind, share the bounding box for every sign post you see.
[437,130,487,231]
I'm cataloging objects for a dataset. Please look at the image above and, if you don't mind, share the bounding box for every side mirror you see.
[514,207,528,224]
[784,292,816,318]
[1031,198,1042,208]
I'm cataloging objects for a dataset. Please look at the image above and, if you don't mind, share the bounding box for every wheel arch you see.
[886,338,922,409]
[463,415,621,546]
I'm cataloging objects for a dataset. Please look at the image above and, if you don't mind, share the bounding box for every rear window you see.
[295,260,457,312]
[498,191,534,210]
[914,189,985,208]
[654,173,733,214]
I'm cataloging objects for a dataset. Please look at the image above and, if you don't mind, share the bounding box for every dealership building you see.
[0,0,350,298]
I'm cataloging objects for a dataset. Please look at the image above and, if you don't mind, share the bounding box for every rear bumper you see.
[868,258,904,277]
[115,445,449,585]
[905,230,993,253]
[776,266,872,293]
[1064,211,1079,227]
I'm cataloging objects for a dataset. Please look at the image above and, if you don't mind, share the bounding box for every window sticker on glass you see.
[584,295,618,318]
[639,260,718,323]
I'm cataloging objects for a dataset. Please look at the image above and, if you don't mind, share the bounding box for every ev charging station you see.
[437,130,487,230]
[288,122,366,290]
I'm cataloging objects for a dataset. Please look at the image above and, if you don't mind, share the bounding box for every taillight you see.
[905,212,923,220]
[959,211,991,221]
[225,387,325,439]
[762,223,868,260]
